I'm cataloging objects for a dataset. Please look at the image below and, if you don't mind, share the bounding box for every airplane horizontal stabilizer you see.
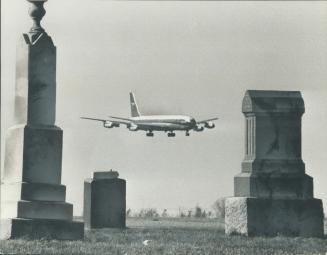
[197,117,219,124]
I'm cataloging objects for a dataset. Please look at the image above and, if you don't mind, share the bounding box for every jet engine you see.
[205,122,215,129]
[194,125,204,132]
[103,121,119,128]
[129,123,138,131]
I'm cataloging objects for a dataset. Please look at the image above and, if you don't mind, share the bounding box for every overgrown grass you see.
[0,218,325,254]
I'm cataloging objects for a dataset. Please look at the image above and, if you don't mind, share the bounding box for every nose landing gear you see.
[146,131,154,137]
[167,132,176,137]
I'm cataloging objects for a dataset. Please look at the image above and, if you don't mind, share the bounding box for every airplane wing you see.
[108,116,132,122]
[196,117,219,124]
[80,116,131,128]
[80,117,107,122]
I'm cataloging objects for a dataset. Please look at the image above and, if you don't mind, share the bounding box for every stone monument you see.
[0,0,84,239]
[84,170,126,229]
[225,90,324,237]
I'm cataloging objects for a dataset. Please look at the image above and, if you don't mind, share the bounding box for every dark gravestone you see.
[84,171,126,229]
[225,90,324,237]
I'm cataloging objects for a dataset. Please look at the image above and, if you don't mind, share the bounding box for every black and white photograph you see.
[1,0,327,254]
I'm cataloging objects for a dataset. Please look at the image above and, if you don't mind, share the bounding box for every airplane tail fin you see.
[130,92,141,117]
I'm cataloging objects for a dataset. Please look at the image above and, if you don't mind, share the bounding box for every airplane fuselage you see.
[130,115,196,131]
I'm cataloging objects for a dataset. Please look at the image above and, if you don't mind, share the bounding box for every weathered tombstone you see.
[225,90,324,237]
[0,0,84,239]
[84,170,126,229]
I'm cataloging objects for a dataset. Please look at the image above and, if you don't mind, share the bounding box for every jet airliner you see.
[81,92,218,137]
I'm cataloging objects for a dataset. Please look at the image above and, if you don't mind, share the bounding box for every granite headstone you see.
[84,170,126,229]
[225,90,324,237]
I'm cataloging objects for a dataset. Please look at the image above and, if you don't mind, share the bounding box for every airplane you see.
[81,92,218,137]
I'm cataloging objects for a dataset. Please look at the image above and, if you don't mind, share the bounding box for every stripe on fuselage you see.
[131,115,194,131]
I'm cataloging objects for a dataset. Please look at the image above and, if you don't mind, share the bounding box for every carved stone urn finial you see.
[27,0,48,37]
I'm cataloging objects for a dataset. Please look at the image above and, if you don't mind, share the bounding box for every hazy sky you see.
[2,0,327,215]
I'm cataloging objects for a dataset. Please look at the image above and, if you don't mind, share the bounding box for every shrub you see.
[180,211,186,218]
[194,206,203,218]
[161,209,168,217]
[138,208,159,218]
[213,198,225,219]
[126,208,132,217]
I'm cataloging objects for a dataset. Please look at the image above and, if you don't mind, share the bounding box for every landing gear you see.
[185,131,190,136]
[167,132,176,137]
[146,131,154,137]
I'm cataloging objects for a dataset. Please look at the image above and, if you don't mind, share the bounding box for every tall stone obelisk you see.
[0,0,84,239]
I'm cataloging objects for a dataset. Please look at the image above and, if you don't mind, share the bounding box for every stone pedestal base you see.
[225,197,324,237]
[3,125,63,184]
[1,124,84,240]
[1,200,73,221]
[234,173,313,199]
[0,218,84,240]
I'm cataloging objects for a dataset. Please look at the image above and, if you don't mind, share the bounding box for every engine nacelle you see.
[205,122,215,129]
[194,125,204,132]
[129,123,138,131]
[104,121,119,128]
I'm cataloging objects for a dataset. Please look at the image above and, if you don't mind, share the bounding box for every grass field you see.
[0,217,326,255]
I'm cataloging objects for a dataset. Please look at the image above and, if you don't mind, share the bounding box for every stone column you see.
[84,170,126,229]
[225,90,324,237]
[0,0,84,240]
